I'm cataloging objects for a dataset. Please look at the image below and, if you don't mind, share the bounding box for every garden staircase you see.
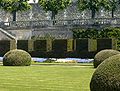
[0,28,16,40]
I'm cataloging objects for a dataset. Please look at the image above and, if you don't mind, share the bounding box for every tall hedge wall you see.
[52,39,67,53]
[74,39,97,52]
[0,40,10,55]
[33,39,52,52]
[97,38,117,51]
[17,40,28,51]
[34,40,47,52]
[88,39,97,52]
[0,40,16,56]
[0,39,117,58]
[75,38,88,52]
[10,40,17,50]
[67,39,73,52]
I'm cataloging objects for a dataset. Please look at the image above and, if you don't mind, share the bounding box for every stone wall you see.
[32,28,73,39]
[8,29,32,40]
[0,29,32,40]
[0,28,73,40]
[0,31,11,40]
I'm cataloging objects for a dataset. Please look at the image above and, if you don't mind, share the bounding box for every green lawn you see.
[0,63,95,91]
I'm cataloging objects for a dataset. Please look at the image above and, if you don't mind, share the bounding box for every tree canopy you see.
[104,0,119,18]
[0,0,31,21]
[38,0,71,20]
[77,0,109,18]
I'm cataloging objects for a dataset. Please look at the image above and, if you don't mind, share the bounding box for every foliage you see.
[103,0,119,18]
[34,40,48,51]
[0,0,31,21]
[90,54,120,91]
[93,49,120,68]
[17,40,29,51]
[38,0,71,20]
[73,27,119,51]
[0,40,11,56]
[0,0,31,12]
[52,39,67,52]
[99,27,120,38]
[73,28,100,39]
[3,49,31,66]
[75,38,89,52]
[77,0,120,18]
[77,0,108,18]
[72,27,120,49]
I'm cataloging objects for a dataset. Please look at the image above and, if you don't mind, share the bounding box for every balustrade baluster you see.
[0,18,120,29]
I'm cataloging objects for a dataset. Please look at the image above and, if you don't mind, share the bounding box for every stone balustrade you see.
[0,18,120,30]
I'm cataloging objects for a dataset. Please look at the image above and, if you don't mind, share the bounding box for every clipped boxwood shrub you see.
[93,49,120,68]
[3,49,31,66]
[90,54,120,91]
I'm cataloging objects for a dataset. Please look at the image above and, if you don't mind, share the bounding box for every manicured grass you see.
[0,63,95,91]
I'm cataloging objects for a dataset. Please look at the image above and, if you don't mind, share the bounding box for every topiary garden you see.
[3,49,31,66]
[90,54,120,91]
[93,49,120,68]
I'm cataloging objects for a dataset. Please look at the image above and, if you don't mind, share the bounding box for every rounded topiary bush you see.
[90,54,120,91]
[3,49,31,66]
[94,49,120,68]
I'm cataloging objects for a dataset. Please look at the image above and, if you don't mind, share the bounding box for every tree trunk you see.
[112,9,114,18]
[51,11,56,25]
[12,11,16,21]
[91,9,96,19]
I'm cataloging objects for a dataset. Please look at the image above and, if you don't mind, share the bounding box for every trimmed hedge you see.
[72,28,100,39]
[17,40,28,51]
[0,40,16,56]
[28,40,34,51]
[97,38,117,51]
[75,38,88,52]
[88,39,97,52]
[94,49,120,68]
[67,39,73,52]
[3,49,31,66]
[34,40,47,52]
[52,39,67,52]
[0,39,117,58]
[0,40,11,55]
[74,39,97,52]
[90,54,120,91]
[10,40,17,50]
[34,39,52,52]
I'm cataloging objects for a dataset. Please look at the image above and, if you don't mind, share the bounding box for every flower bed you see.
[32,57,93,63]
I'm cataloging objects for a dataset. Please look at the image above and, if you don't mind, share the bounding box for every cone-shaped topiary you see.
[93,49,120,68]
[90,54,120,91]
[3,49,31,66]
